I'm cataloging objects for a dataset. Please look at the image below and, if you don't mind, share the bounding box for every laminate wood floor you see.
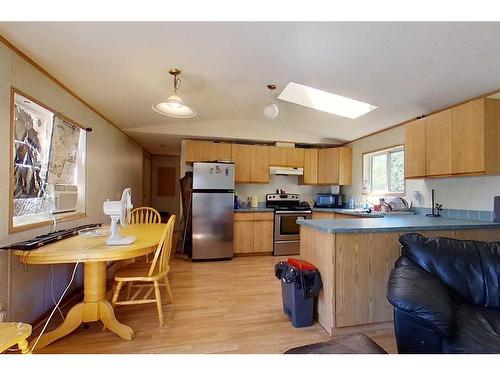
[33,255,396,354]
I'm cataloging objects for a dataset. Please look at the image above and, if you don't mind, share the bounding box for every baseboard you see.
[30,261,116,331]
[30,286,83,331]
[234,252,273,257]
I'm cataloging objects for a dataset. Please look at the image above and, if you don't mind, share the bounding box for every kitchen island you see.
[298,215,500,335]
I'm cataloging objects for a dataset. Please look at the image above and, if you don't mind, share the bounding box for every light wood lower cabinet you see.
[233,221,254,253]
[312,211,365,220]
[312,212,336,220]
[253,221,274,253]
[233,212,274,254]
[300,226,500,335]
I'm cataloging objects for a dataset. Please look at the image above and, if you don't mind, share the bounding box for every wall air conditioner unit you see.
[48,184,79,214]
[269,166,304,176]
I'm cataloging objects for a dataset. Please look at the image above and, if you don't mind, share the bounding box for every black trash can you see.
[274,258,322,328]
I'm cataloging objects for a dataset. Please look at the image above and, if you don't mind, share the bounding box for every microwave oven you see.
[315,194,344,208]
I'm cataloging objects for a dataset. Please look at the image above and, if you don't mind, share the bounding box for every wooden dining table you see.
[12,223,165,351]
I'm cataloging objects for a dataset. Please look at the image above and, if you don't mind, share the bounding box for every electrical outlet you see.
[0,310,6,322]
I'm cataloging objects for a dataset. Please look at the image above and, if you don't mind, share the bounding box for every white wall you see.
[0,42,144,322]
[343,125,500,212]
[151,156,181,229]
[236,175,328,206]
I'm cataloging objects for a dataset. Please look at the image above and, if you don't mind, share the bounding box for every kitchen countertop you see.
[234,207,274,212]
[298,215,500,234]
[312,207,385,218]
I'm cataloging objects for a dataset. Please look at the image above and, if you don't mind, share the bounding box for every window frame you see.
[8,87,88,234]
[362,144,405,196]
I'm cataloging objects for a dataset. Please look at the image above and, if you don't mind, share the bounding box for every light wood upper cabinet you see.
[404,118,426,178]
[316,147,352,185]
[184,140,352,185]
[426,109,452,176]
[318,148,340,184]
[250,145,270,183]
[269,147,304,168]
[286,148,304,168]
[452,99,485,174]
[185,140,232,163]
[338,147,353,185]
[406,98,500,179]
[299,149,318,185]
[269,147,288,167]
[231,144,252,183]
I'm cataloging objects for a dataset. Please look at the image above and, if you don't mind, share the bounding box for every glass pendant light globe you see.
[263,102,279,120]
[152,69,197,119]
[263,84,279,120]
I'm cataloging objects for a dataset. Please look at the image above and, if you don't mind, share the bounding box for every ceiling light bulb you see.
[264,103,279,120]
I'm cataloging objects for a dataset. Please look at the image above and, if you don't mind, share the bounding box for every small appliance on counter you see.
[314,193,344,208]
[250,196,259,208]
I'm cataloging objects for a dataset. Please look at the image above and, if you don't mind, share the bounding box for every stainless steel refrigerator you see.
[192,162,234,260]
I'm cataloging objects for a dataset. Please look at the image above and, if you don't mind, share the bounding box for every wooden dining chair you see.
[111,215,176,327]
[129,207,162,262]
[129,207,161,224]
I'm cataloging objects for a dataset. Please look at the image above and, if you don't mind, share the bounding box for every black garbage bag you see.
[274,261,323,298]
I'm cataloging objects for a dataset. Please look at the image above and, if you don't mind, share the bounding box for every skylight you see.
[278,82,377,119]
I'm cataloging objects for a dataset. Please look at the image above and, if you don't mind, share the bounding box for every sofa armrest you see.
[387,256,454,337]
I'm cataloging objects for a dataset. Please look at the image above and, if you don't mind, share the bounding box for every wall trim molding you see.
[0,33,145,152]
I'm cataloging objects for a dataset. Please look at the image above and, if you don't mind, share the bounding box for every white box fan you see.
[103,188,136,246]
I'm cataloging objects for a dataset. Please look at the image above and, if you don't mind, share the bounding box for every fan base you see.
[106,235,136,246]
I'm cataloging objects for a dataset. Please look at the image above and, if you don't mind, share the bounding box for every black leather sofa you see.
[387,233,500,354]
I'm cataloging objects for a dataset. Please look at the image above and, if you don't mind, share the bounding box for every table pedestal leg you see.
[31,262,134,351]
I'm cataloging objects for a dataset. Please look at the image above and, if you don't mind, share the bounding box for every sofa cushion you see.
[475,241,500,309]
[444,303,500,354]
[399,233,485,306]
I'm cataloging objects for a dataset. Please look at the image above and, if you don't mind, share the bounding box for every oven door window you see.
[280,216,302,235]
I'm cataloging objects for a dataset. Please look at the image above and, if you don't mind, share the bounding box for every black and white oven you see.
[266,193,312,256]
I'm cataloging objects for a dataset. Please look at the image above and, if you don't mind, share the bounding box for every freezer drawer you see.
[192,192,234,260]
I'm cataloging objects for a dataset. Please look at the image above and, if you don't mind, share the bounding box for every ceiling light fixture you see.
[263,84,279,120]
[152,68,197,119]
[278,82,377,119]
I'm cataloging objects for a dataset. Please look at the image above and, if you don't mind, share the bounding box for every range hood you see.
[269,166,304,176]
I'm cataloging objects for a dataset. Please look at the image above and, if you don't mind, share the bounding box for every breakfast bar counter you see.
[297,215,500,335]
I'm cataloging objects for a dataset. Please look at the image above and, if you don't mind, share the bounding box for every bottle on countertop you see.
[348,196,355,209]
[234,194,240,209]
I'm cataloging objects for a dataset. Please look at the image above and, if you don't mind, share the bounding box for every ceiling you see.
[1,22,500,156]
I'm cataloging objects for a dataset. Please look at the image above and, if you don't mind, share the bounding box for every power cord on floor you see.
[30,244,95,353]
